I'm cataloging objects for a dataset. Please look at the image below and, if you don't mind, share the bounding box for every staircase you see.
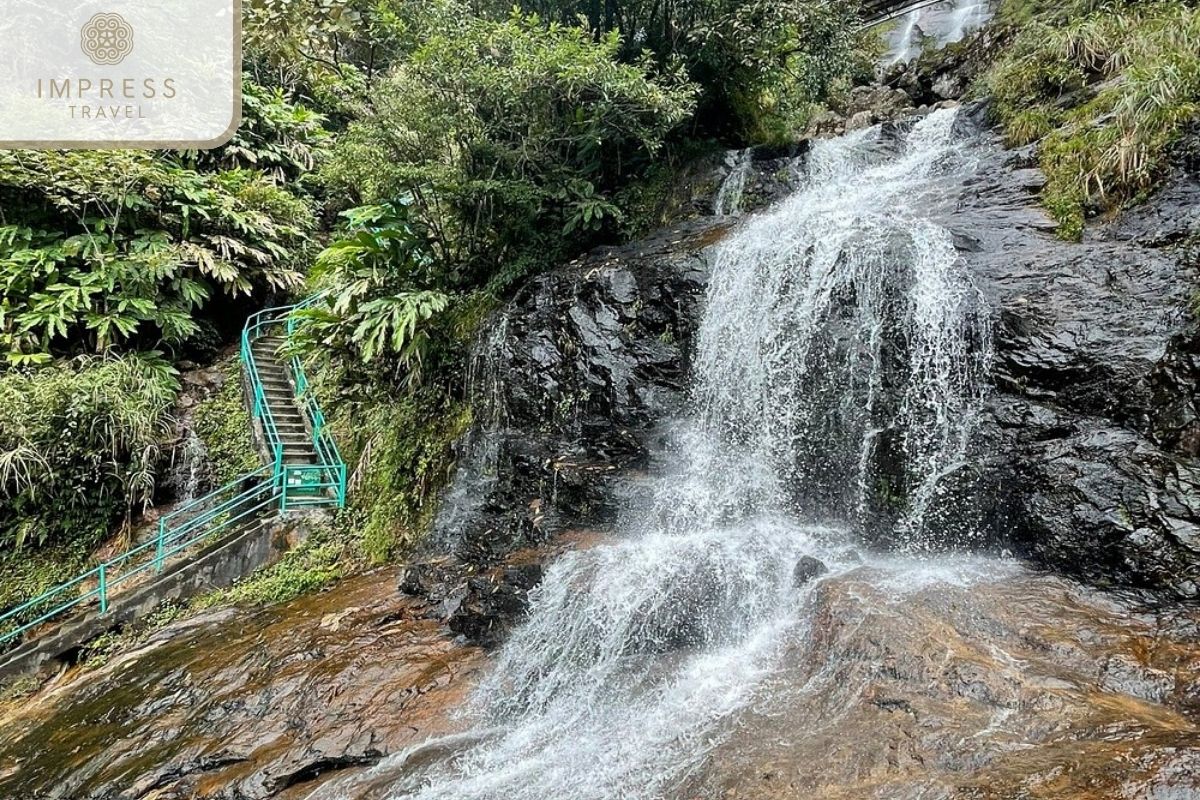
[0,297,346,649]
[252,335,320,466]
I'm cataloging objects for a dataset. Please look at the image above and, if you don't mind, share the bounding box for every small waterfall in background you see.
[429,315,510,548]
[311,109,1002,800]
[887,10,924,65]
[712,148,753,216]
[885,0,994,65]
[171,429,208,504]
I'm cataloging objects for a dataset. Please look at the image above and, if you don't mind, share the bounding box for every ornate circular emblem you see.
[80,12,134,66]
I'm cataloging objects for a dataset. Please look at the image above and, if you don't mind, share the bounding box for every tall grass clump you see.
[0,353,179,551]
[983,0,1200,239]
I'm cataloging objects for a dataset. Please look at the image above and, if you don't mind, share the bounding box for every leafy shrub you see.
[983,0,1200,238]
[323,10,697,279]
[0,83,327,364]
[684,0,873,141]
[505,0,871,140]
[0,354,179,550]
[192,359,260,487]
[289,201,494,391]
[200,80,332,182]
[244,0,422,98]
[0,541,93,628]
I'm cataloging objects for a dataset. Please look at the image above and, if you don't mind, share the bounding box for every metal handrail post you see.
[98,564,108,615]
[155,518,166,572]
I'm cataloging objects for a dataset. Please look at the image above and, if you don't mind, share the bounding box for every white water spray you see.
[310,109,999,800]
[885,0,994,65]
[172,429,208,504]
[712,148,753,216]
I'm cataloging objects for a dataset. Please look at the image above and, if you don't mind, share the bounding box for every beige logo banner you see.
[0,1,241,148]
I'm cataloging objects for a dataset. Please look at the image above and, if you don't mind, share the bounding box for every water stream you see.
[309,108,1010,800]
[884,0,994,65]
[712,148,753,216]
[170,428,209,505]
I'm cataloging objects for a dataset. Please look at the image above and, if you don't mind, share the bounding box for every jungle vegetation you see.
[0,0,1194,609]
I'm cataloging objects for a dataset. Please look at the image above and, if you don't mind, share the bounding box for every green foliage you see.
[192,359,260,487]
[244,0,423,99]
[0,82,326,362]
[983,0,1200,238]
[196,526,346,606]
[0,674,39,703]
[686,0,873,142]
[291,201,474,390]
[0,540,93,627]
[323,10,697,277]
[200,80,332,182]
[334,393,472,562]
[0,353,179,550]
[506,0,871,141]
[0,0,889,602]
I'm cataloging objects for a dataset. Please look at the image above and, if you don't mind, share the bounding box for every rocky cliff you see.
[417,102,1200,630]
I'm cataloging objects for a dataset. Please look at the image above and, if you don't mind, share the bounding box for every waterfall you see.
[429,315,510,547]
[309,109,1000,800]
[885,0,994,65]
[945,0,991,44]
[712,148,753,216]
[678,109,990,540]
[886,10,923,66]
[171,429,208,504]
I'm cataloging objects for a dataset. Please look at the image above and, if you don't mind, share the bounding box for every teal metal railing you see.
[0,297,346,648]
[242,295,348,510]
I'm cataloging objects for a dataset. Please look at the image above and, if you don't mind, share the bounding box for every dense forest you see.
[0,0,1197,630]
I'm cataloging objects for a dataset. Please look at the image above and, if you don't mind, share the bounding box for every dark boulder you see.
[625,561,726,654]
[430,222,716,569]
[793,556,829,588]
[947,124,1200,601]
[447,563,544,647]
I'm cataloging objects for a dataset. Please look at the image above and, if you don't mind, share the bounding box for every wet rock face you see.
[430,223,715,572]
[0,571,486,800]
[3,549,1198,800]
[688,570,1200,800]
[946,129,1200,601]
[400,560,546,648]
[792,556,828,587]
[426,112,1200,609]
[882,24,1008,109]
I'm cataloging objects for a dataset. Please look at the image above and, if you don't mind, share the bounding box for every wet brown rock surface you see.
[2,556,1199,799]
[687,570,1200,800]
[0,570,485,800]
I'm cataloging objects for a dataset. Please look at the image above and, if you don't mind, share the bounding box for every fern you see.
[290,200,460,390]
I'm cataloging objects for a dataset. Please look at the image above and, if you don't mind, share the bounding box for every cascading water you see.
[886,10,924,65]
[680,110,990,540]
[712,148,753,216]
[311,109,1003,800]
[885,0,994,65]
[430,315,510,547]
[170,429,209,504]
